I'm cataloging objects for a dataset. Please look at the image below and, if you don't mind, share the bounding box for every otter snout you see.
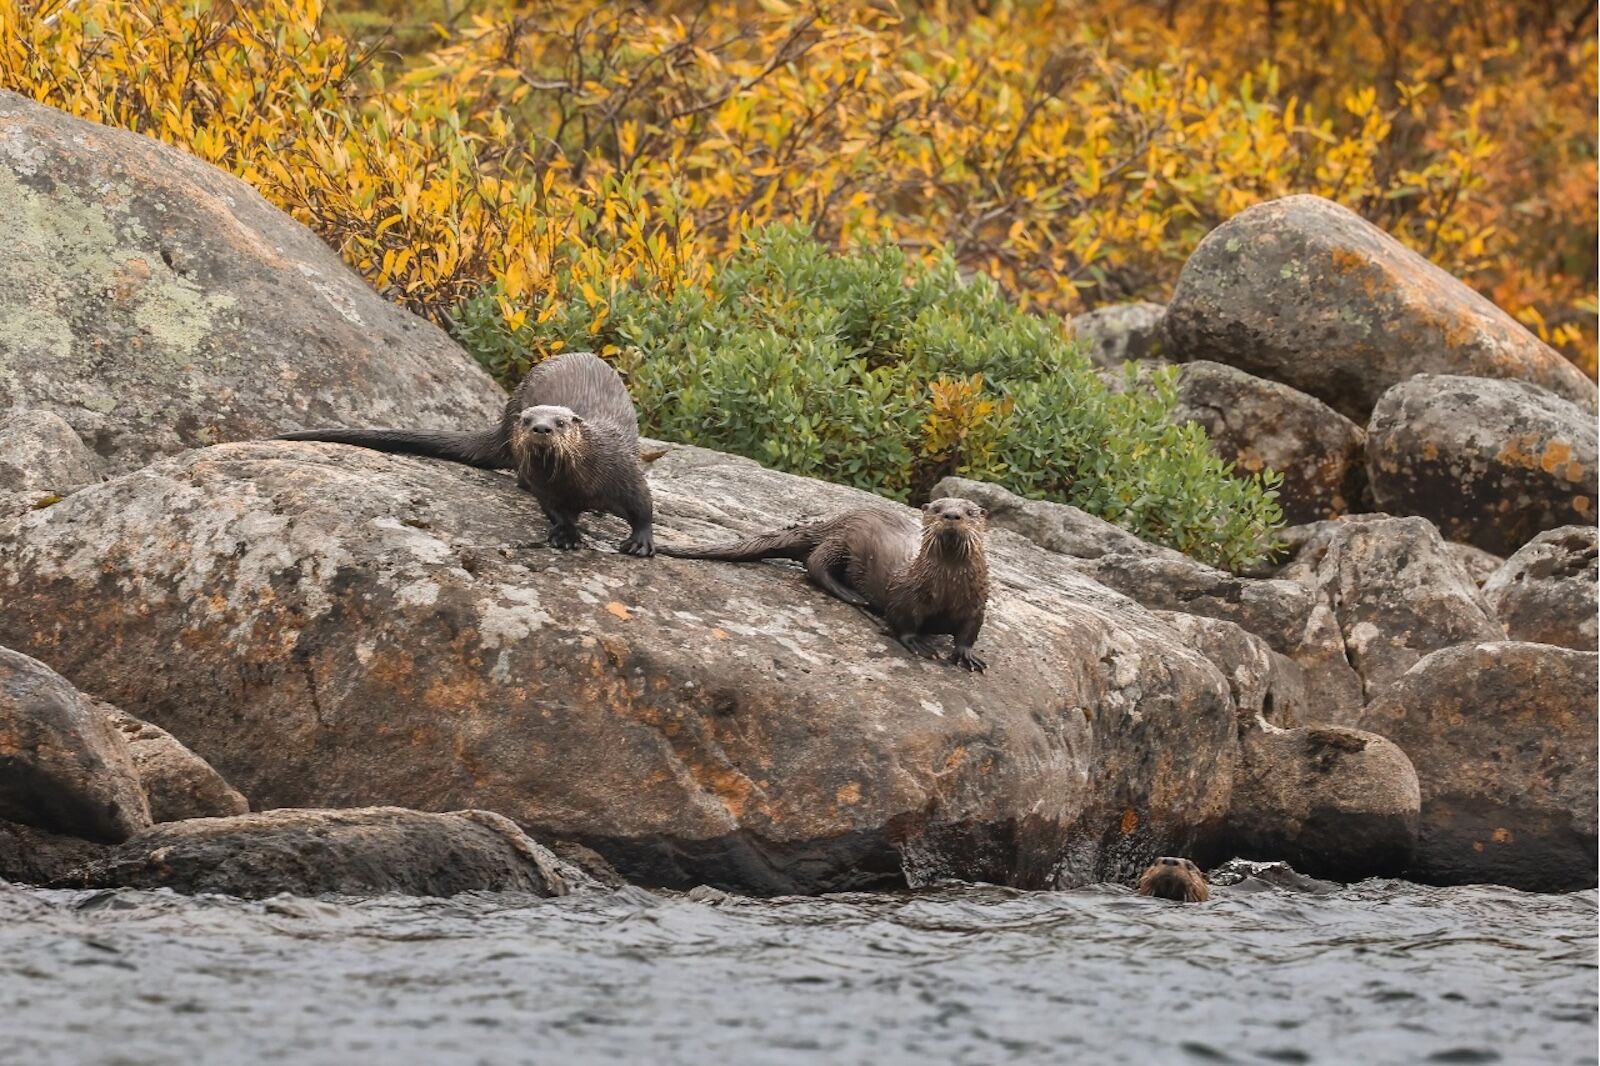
[515,405,583,445]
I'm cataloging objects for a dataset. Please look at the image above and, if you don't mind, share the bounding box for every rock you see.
[1360,642,1597,891]
[0,647,150,843]
[1481,526,1598,651]
[0,818,105,884]
[99,702,249,822]
[1163,195,1597,422]
[1366,375,1597,555]
[1443,542,1504,588]
[0,409,99,495]
[1070,301,1166,367]
[0,442,1249,894]
[1172,361,1368,523]
[59,807,573,898]
[1151,612,1305,728]
[1227,725,1419,881]
[1278,516,1504,703]
[0,91,505,474]
[937,476,1364,726]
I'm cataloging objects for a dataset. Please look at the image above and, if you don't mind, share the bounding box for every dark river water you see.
[2,872,1594,1065]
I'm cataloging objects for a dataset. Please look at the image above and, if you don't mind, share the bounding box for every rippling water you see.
[2,875,1594,1065]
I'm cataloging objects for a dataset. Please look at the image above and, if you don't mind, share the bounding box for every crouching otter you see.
[1137,857,1210,902]
[660,498,990,671]
[276,352,654,556]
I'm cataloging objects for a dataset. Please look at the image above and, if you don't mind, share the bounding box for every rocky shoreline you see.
[1,91,1594,897]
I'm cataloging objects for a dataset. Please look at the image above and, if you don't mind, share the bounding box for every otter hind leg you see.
[805,542,870,607]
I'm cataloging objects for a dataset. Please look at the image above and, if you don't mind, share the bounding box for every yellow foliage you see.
[1,0,1592,372]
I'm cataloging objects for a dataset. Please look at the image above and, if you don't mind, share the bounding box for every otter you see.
[1137,856,1210,902]
[659,498,990,671]
[276,352,654,556]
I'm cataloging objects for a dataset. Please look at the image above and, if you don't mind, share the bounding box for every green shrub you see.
[449,226,1283,569]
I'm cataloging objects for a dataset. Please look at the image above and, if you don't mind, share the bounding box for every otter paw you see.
[951,649,986,673]
[620,534,655,557]
[897,634,939,660]
[548,526,583,550]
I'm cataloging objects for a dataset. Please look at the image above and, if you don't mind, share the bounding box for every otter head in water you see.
[1137,856,1210,902]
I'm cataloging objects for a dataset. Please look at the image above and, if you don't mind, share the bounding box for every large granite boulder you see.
[1172,361,1368,523]
[0,409,99,496]
[1361,642,1597,892]
[0,91,505,474]
[59,807,573,898]
[1163,195,1597,422]
[1069,301,1166,367]
[100,702,249,823]
[0,441,1252,894]
[935,476,1364,726]
[1367,375,1597,556]
[1278,515,1504,704]
[0,647,150,842]
[1227,724,1419,881]
[1481,526,1598,651]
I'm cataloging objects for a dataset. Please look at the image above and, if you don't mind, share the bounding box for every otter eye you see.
[556,418,567,427]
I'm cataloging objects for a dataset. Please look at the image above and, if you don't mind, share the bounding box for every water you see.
[2,875,1594,1066]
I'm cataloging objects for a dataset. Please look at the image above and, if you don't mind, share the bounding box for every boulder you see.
[1443,542,1504,588]
[99,702,249,822]
[59,807,573,898]
[937,476,1364,725]
[0,818,105,884]
[1163,195,1597,422]
[1150,611,1305,728]
[1367,375,1598,555]
[1227,725,1420,881]
[1481,526,1598,651]
[0,647,150,842]
[0,91,505,475]
[1070,301,1166,367]
[0,409,99,495]
[1172,361,1368,523]
[0,441,1250,893]
[1360,642,1597,892]
[1278,515,1504,703]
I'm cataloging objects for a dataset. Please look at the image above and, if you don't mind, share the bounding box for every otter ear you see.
[570,414,585,425]
[920,503,932,512]
[974,505,986,518]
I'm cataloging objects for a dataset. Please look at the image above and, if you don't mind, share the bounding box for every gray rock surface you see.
[0,441,1253,893]
[0,409,99,495]
[1070,301,1166,367]
[100,702,249,822]
[1151,612,1306,728]
[937,476,1363,725]
[0,91,505,475]
[1173,361,1368,523]
[1367,375,1598,555]
[1228,724,1420,881]
[1278,515,1505,704]
[60,807,573,898]
[1360,642,1597,892]
[0,647,150,842]
[1163,195,1597,421]
[0,818,104,884]
[1443,542,1505,587]
[1481,526,1598,650]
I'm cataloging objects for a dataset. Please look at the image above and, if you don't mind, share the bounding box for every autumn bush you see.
[451,225,1284,568]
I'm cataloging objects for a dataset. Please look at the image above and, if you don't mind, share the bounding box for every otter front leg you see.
[805,544,870,607]
[949,612,987,673]
[537,502,584,550]
[617,487,655,558]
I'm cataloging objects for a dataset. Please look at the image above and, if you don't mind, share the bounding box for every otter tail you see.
[274,428,511,470]
[656,525,823,562]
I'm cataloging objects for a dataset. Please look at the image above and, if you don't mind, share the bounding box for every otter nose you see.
[1160,857,1180,866]
[531,424,552,434]
[940,510,964,521]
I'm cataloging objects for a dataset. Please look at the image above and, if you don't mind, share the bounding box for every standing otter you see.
[1137,857,1210,902]
[660,498,990,671]
[276,352,654,556]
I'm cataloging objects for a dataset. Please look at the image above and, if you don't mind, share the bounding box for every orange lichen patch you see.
[1120,808,1139,834]
[1573,496,1592,516]
[112,257,152,301]
[835,782,861,805]
[1472,840,1486,853]
[1421,442,1439,461]
[1330,246,1367,276]
[1496,433,1541,469]
[1491,827,1513,844]
[944,745,967,771]
[604,601,632,621]
[710,628,729,640]
[1563,462,1586,482]
[1539,440,1574,473]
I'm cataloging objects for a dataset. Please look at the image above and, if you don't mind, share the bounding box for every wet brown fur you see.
[659,498,990,670]
[276,352,654,555]
[1137,857,1210,902]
